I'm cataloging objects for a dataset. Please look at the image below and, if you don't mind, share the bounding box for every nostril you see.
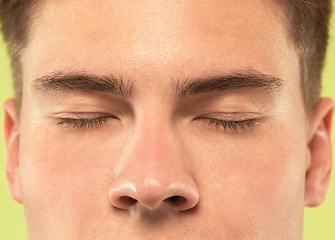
[120,196,137,204]
[117,196,137,209]
[166,196,187,207]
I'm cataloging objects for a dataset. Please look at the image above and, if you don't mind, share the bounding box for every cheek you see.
[188,121,307,236]
[18,121,123,233]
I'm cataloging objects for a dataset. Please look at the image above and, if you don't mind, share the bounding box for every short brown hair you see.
[0,0,39,111]
[0,0,333,114]
[277,0,333,113]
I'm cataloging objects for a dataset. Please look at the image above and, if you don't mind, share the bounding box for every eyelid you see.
[53,112,118,119]
[52,112,119,129]
[198,112,261,121]
[194,112,261,131]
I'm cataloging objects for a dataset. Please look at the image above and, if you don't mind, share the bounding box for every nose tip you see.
[109,177,199,212]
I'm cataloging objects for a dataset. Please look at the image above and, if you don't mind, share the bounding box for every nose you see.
[109,174,199,212]
[108,123,199,213]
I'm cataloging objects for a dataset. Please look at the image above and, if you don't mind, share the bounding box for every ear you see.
[3,98,22,203]
[305,97,334,207]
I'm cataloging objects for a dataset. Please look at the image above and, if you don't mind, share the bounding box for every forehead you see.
[22,0,298,88]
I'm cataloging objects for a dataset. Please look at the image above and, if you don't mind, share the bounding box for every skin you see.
[2,0,334,239]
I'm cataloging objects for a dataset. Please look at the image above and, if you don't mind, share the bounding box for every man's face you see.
[6,0,316,239]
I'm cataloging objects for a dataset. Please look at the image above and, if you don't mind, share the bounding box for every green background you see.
[0,12,335,240]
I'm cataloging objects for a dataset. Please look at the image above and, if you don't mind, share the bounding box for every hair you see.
[0,0,333,115]
[277,0,333,114]
[0,0,38,111]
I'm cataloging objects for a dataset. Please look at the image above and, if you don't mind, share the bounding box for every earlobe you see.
[305,97,334,207]
[3,98,22,203]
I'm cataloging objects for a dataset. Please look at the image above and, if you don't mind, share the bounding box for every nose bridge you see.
[109,113,199,212]
[120,116,187,195]
[135,115,177,168]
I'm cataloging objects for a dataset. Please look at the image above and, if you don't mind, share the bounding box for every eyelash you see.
[56,116,258,131]
[56,117,110,129]
[199,118,258,131]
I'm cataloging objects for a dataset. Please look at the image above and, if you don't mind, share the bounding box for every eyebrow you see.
[32,72,134,98]
[173,70,284,98]
[32,70,283,99]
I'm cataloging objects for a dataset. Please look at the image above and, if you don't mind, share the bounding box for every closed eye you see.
[197,117,258,131]
[56,116,112,129]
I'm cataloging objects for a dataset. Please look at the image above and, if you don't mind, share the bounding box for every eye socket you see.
[197,117,258,131]
[56,116,113,129]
